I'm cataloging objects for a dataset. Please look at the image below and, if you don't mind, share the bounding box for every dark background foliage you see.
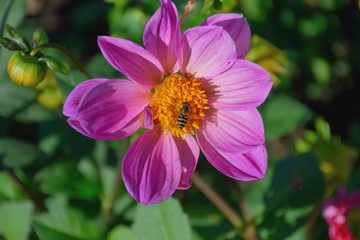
[0,0,359,239]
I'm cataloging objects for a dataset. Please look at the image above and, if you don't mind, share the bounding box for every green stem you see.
[180,0,198,29]
[0,0,14,36]
[191,172,243,228]
[4,171,47,212]
[103,137,130,224]
[32,43,92,79]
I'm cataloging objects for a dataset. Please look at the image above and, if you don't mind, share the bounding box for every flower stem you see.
[32,43,92,79]
[103,137,130,224]
[4,170,47,212]
[180,0,198,29]
[235,181,259,240]
[0,0,14,37]
[191,172,243,228]
[306,198,325,239]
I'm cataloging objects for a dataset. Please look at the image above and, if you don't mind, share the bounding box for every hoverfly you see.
[177,102,190,130]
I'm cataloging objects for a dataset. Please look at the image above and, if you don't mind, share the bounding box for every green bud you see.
[37,88,63,109]
[39,56,69,74]
[21,54,39,64]
[35,70,58,91]
[7,51,47,87]
[5,24,30,51]
[0,37,23,51]
[32,28,49,48]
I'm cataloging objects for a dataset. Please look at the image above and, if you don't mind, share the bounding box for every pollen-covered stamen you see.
[150,74,208,138]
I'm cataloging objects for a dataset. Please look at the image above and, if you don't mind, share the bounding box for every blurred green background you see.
[0,0,359,239]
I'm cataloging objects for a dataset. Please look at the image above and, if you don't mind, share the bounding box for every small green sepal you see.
[8,51,47,87]
[0,37,23,51]
[32,28,49,48]
[39,57,69,74]
[5,24,30,51]
[21,54,39,64]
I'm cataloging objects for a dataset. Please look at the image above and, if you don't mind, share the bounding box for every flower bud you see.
[37,88,63,109]
[35,70,58,91]
[7,51,47,87]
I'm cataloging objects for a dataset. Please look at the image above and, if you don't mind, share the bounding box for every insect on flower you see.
[177,102,190,130]
[63,0,272,205]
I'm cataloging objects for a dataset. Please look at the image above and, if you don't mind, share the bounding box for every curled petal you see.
[122,128,183,205]
[181,25,237,79]
[201,13,251,59]
[98,36,164,89]
[67,114,140,140]
[64,78,151,140]
[197,129,267,181]
[203,59,272,111]
[143,0,180,74]
[201,109,265,153]
[174,135,199,189]
[141,106,154,130]
[63,78,106,117]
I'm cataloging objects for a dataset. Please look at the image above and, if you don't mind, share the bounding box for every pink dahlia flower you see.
[323,187,360,240]
[63,0,272,204]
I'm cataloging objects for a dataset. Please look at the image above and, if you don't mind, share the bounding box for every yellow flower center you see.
[150,74,208,138]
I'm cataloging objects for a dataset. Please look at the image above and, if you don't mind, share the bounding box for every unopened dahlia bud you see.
[7,51,47,87]
[37,88,63,109]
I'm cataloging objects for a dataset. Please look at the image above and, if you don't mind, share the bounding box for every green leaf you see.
[132,197,192,240]
[261,93,313,141]
[32,28,49,48]
[0,172,25,202]
[261,153,325,239]
[86,53,118,78]
[34,207,101,240]
[5,24,30,51]
[56,70,87,100]
[14,102,61,123]
[0,138,46,169]
[38,161,101,199]
[0,201,34,240]
[107,226,135,240]
[39,56,69,74]
[0,71,36,118]
[0,0,26,32]
[0,0,27,77]
[109,8,146,44]
[0,37,22,51]
[314,117,331,141]
[244,165,274,224]
[201,0,214,14]
[21,54,38,63]
[311,57,331,86]
[0,173,17,201]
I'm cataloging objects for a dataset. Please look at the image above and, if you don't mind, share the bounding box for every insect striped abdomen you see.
[177,113,188,129]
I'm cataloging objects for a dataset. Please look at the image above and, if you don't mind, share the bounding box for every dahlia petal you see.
[181,25,237,79]
[197,129,267,181]
[69,79,150,139]
[67,118,92,138]
[141,106,154,130]
[201,109,265,153]
[98,36,164,89]
[63,78,106,117]
[143,0,180,74]
[201,13,251,59]
[174,134,199,189]
[67,115,140,140]
[122,128,182,205]
[203,59,272,111]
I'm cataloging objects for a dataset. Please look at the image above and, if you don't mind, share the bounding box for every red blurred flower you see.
[323,187,360,240]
